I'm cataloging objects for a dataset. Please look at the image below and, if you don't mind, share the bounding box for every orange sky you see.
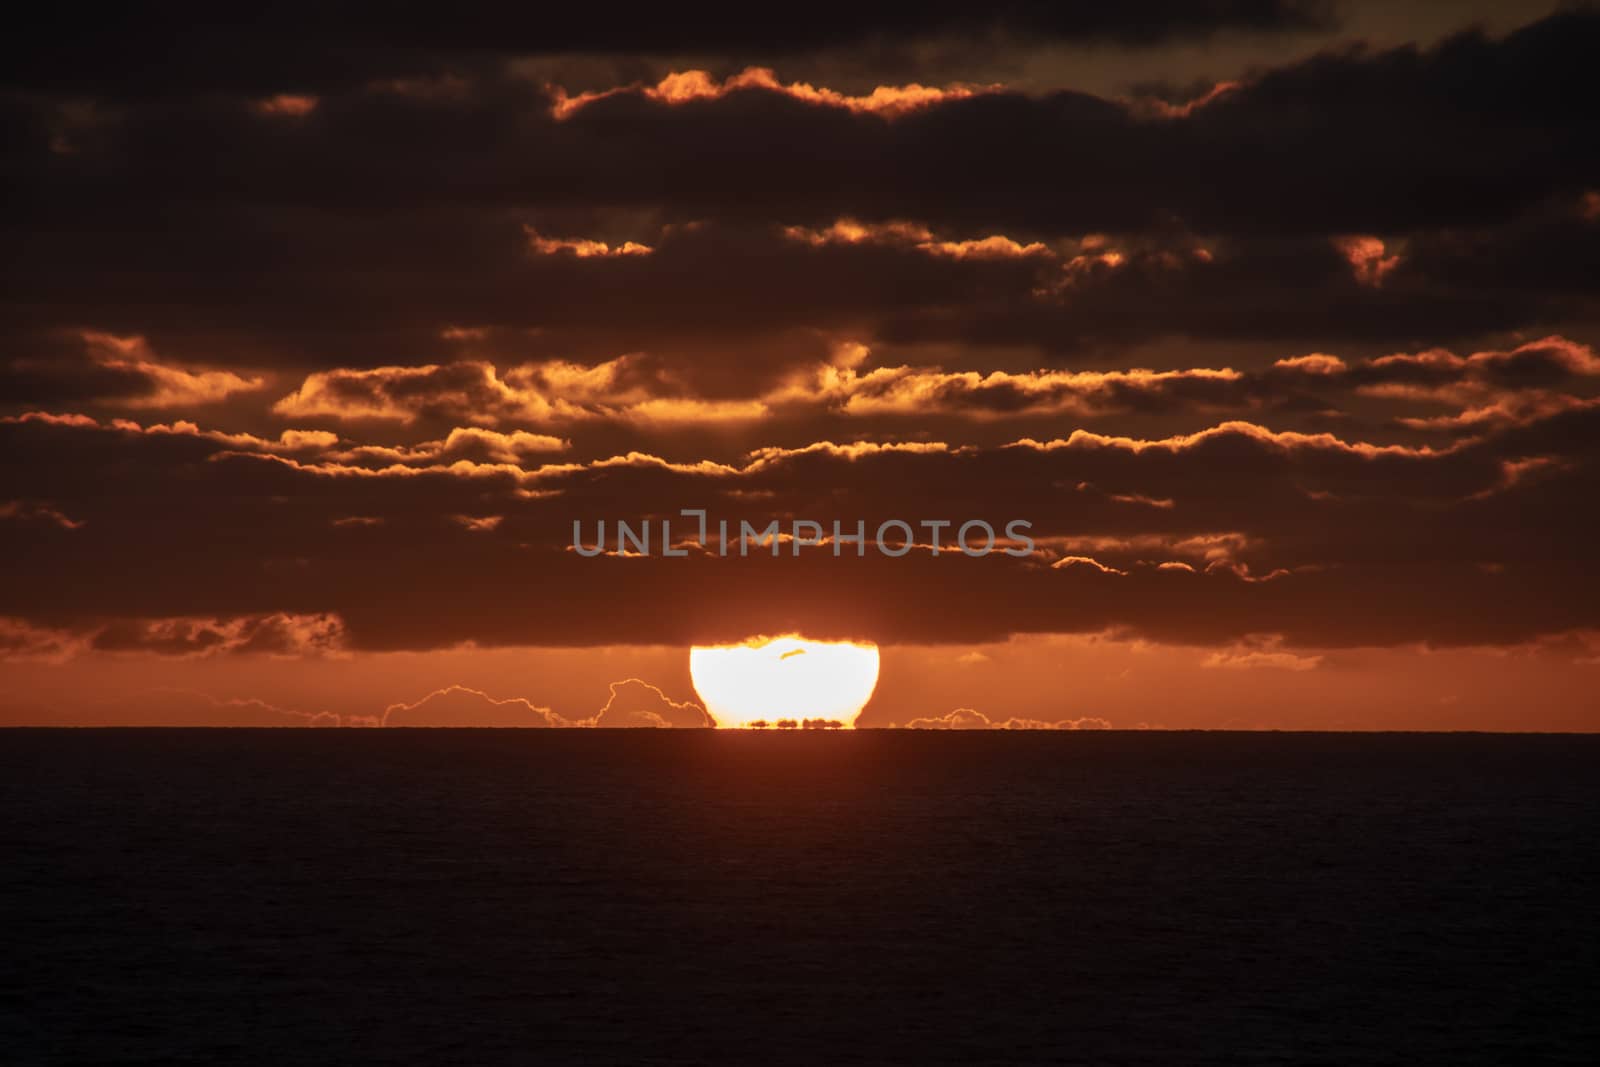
[3,3,1598,729]
[2,635,1597,731]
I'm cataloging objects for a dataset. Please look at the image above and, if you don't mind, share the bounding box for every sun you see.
[689,634,881,729]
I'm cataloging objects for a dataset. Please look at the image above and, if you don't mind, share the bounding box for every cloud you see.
[903,707,994,729]
[87,14,1565,241]
[272,362,543,424]
[1,409,338,455]
[253,93,318,118]
[4,394,1599,652]
[0,617,87,662]
[552,67,996,121]
[1,4,1335,99]
[781,219,1049,259]
[53,689,343,727]
[271,355,765,429]
[254,335,1600,441]
[2,9,1598,665]
[525,227,652,258]
[590,678,714,728]
[1332,235,1401,287]
[901,708,1113,729]
[382,685,563,727]
[1201,635,1324,671]
[372,679,714,728]
[76,332,264,407]
[767,359,1252,420]
[335,427,569,465]
[450,514,503,532]
[88,613,347,658]
[1,330,263,409]
[1052,556,1128,576]
[5,14,1598,382]
[0,499,85,529]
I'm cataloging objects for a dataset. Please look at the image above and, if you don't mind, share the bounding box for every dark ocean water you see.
[1,730,1596,1066]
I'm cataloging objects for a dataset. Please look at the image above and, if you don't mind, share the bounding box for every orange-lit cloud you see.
[1052,556,1128,576]
[2,409,340,460]
[252,93,318,117]
[1332,234,1402,287]
[79,331,264,408]
[0,617,88,662]
[273,362,527,423]
[619,397,770,424]
[525,226,653,258]
[767,358,1248,419]
[1201,635,1324,671]
[337,427,568,465]
[782,219,1049,259]
[273,356,766,428]
[1273,353,1347,375]
[1353,337,1600,410]
[0,499,85,529]
[265,334,1600,440]
[451,514,504,532]
[552,67,994,121]
[1127,80,1241,119]
[1017,420,1451,461]
[2,410,336,455]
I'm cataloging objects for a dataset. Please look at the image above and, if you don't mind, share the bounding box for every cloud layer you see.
[2,7,1597,727]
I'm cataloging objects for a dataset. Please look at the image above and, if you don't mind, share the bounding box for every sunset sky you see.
[3,1,1598,729]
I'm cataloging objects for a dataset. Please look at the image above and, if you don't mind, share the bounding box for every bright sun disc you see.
[690,635,880,728]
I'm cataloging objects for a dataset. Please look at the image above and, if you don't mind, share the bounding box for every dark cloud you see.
[5,14,1596,377]
[5,213,1594,389]
[85,613,345,658]
[2,398,1596,651]
[3,3,1334,97]
[214,336,1598,462]
[2,8,1597,677]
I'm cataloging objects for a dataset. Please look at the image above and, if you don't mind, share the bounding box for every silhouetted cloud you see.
[96,689,339,727]
[591,679,714,728]
[901,708,1113,729]
[382,685,563,727]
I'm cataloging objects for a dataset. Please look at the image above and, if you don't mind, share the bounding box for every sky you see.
[3,1,1598,729]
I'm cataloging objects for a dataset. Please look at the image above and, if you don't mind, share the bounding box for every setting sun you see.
[689,635,881,728]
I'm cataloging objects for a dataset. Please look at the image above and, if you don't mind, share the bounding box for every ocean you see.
[2,730,1596,1065]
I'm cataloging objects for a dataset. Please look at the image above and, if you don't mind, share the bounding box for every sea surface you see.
[1,730,1596,1065]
